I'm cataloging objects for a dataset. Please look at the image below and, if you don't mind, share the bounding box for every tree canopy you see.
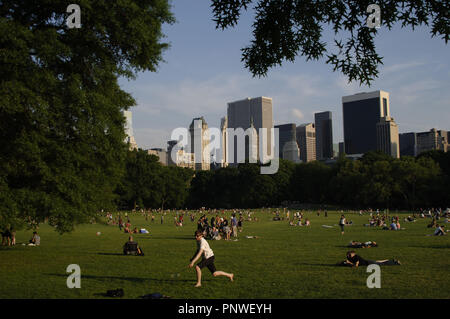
[210,0,449,85]
[0,0,174,232]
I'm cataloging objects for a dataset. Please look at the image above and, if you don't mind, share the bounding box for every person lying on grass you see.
[348,241,378,248]
[188,230,234,287]
[339,251,401,267]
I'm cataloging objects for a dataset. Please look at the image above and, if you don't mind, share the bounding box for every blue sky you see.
[119,0,450,150]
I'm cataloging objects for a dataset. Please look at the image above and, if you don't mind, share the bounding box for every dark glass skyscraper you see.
[399,132,417,157]
[342,90,390,155]
[314,111,333,160]
[274,123,297,159]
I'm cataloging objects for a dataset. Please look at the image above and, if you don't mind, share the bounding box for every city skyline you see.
[125,91,448,158]
[118,0,449,151]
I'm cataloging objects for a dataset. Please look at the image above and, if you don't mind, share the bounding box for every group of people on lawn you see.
[197,213,243,241]
[1,227,40,247]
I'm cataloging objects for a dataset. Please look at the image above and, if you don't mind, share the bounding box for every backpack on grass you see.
[106,288,124,297]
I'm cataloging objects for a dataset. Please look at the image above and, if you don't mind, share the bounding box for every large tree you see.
[211,0,449,85]
[0,1,174,232]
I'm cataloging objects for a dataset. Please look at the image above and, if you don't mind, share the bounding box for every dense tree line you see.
[115,150,193,210]
[116,150,449,211]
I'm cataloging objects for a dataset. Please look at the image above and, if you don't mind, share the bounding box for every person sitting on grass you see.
[211,227,221,240]
[433,224,446,236]
[188,230,234,287]
[124,222,132,233]
[28,231,40,246]
[339,251,400,267]
[123,236,144,256]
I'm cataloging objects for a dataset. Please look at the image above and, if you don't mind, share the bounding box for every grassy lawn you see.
[0,209,449,299]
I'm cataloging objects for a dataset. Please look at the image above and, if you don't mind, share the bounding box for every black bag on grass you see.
[106,288,124,297]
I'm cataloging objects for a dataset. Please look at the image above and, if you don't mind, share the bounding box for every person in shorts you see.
[188,230,234,287]
[339,215,346,235]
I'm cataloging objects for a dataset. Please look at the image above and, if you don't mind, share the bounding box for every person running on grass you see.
[188,230,234,287]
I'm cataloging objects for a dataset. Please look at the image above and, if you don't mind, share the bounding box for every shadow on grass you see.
[46,273,204,283]
[294,263,337,267]
[138,236,194,240]
[335,245,379,249]
[92,292,172,299]
[409,245,450,250]
[97,252,125,256]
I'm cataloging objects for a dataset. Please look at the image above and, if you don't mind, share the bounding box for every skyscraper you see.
[123,110,138,150]
[167,140,195,169]
[376,116,400,158]
[417,128,449,155]
[189,117,210,171]
[219,116,228,168]
[399,132,417,157]
[342,90,390,155]
[275,123,299,163]
[296,123,316,163]
[338,142,345,156]
[274,123,297,159]
[314,111,333,160]
[227,97,274,164]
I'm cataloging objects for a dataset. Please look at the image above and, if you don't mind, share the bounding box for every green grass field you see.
[0,210,449,299]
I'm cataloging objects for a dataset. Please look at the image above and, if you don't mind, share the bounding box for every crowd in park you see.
[104,207,251,242]
[2,205,449,288]
[97,206,450,241]
[2,207,448,250]
[98,206,449,281]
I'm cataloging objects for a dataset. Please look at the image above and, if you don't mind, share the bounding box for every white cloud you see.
[291,109,304,121]
[131,74,250,118]
[380,61,425,75]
